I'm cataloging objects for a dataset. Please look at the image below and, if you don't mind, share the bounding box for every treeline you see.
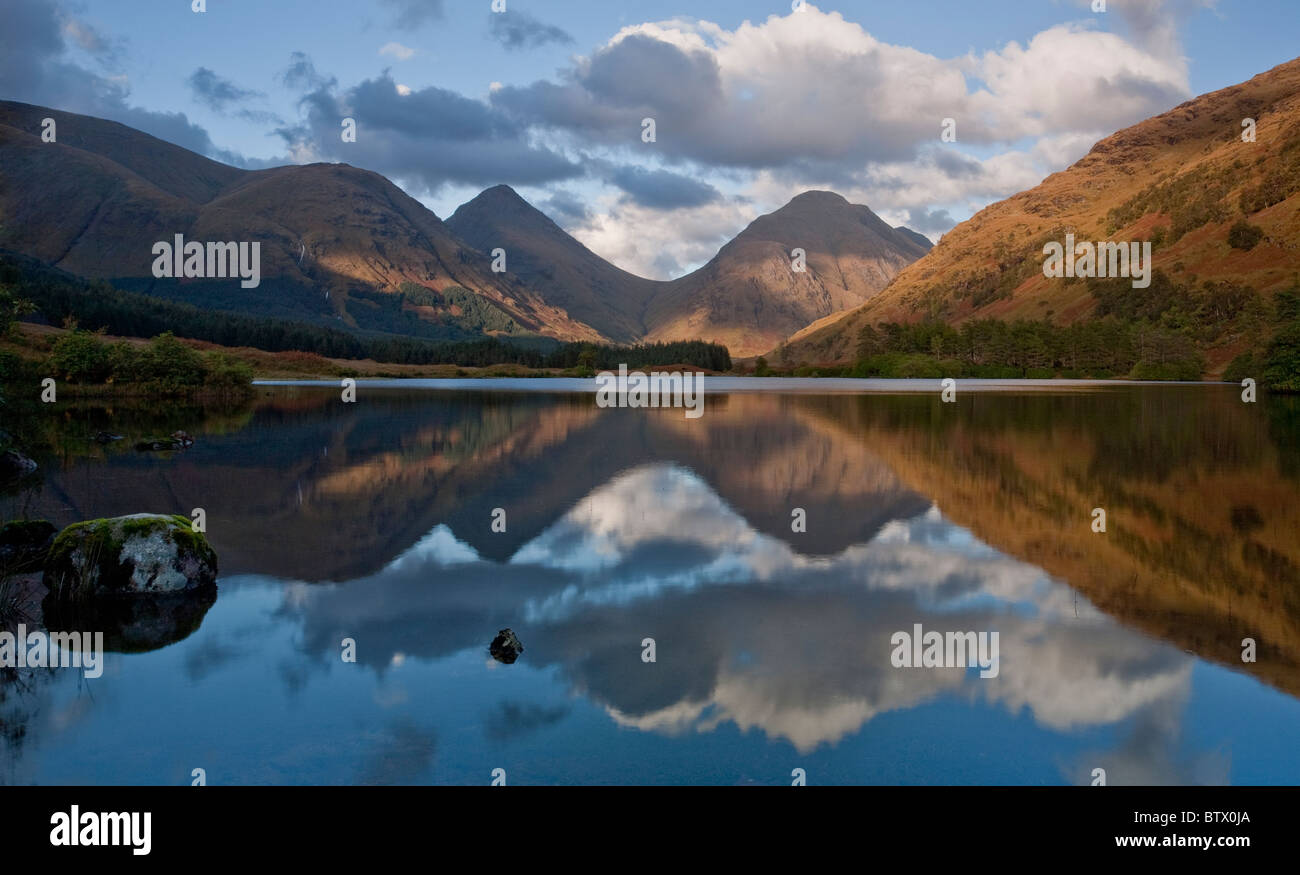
[848,317,1203,380]
[0,255,732,371]
[47,331,254,396]
[1225,288,1300,392]
[2,254,389,359]
[760,275,1297,388]
[546,340,731,372]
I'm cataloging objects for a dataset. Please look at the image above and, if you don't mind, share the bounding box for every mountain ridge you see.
[774,55,1300,370]
[451,185,933,356]
[0,100,604,343]
[1,98,933,357]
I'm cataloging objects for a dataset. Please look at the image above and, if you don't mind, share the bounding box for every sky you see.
[2,0,1297,279]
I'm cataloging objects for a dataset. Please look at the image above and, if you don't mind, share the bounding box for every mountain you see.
[777,57,1300,368]
[640,191,931,356]
[0,99,931,357]
[446,185,661,344]
[449,186,932,358]
[0,101,602,343]
[893,226,934,252]
[449,185,665,343]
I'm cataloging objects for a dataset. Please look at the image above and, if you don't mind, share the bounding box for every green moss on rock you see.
[43,514,218,601]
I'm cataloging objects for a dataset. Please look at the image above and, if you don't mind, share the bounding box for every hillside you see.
[0,101,603,344]
[1,100,936,359]
[778,57,1300,372]
[447,185,662,344]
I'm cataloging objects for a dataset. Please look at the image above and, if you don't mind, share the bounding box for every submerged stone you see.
[43,587,217,653]
[0,449,37,483]
[0,520,57,572]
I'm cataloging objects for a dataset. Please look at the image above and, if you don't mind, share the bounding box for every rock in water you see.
[0,520,57,572]
[0,449,37,483]
[489,628,524,664]
[43,514,218,601]
[43,588,217,653]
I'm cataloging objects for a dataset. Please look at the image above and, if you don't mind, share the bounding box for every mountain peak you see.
[787,190,850,206]
[452,184,544,224]
[479,183,527,201]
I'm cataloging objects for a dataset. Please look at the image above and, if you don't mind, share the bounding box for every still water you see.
[2,381,1298,784]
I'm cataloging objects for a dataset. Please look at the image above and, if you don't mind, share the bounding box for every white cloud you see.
[378,41,416,61]
[568,194,753,279]
[488,3,1196,271]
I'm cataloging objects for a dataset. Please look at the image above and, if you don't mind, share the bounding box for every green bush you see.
[50,330,112,383]
[1263,323,1300,392]
[1223,352,1257,384]
[967,363,1024,379]
[0,350,25,385]
[1130,358,1204,381]
[134,332,207,391]
[107,341,143,382]
[1228,221,1265,250]
[202,352,255,393]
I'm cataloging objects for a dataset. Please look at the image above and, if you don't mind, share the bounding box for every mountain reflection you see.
[3,384,1298,783]
[261,461,1197,755]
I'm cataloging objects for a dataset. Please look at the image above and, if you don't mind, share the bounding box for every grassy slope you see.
[779,57,1300,372]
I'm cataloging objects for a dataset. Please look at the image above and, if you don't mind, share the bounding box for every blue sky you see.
[3,0,1297,277]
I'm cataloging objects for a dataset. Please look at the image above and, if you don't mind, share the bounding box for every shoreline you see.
[253,376,1239,394]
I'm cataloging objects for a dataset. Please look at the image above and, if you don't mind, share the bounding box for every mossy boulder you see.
[0,519,57,572]
[43,514,218,601]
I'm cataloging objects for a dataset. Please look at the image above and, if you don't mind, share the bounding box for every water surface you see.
[2,382,1297,785]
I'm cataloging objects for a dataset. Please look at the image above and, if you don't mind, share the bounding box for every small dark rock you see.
[489,627,524,664]
[0,449,37,483]
[0,520,57,572]
[135,437,185,452]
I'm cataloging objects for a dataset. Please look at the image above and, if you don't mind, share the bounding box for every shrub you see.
[106,342,143,382]
[49,330,112,383]
[1223,352,1257,384]
[135,333,207,391]
[1130,358,1204,381]
[202,352,255,393]
[1263,323,1300,392]
[1228,221,1265,250]
[0,284,34,336]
